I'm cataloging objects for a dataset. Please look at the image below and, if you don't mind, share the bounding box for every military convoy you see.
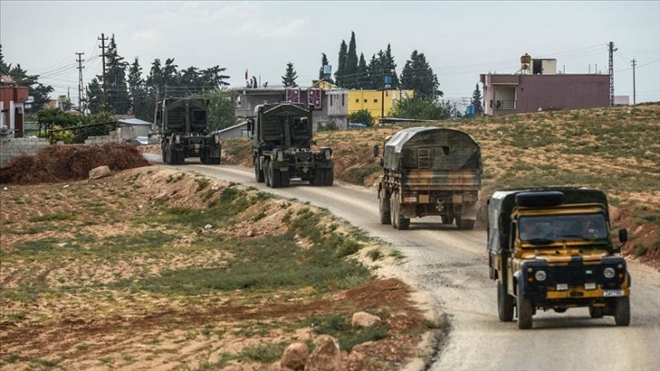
[155,97,222,165]
[373,127,482,230]
[487,188,630,329]
[247,102,334,188]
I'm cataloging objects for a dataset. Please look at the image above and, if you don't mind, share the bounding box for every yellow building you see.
[347,89,414,120]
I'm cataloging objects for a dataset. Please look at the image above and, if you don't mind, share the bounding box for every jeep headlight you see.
[534,270,547,282]
[604,267,615,279]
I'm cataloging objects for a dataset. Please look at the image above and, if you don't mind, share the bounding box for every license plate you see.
[557,283,568,291]
[603,290,624,297]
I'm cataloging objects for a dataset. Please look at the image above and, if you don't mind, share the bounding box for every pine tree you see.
[334,40,347,87]
[357,53,368,89]
[384,44,399,88]
[471,83,483,115]
[281,62,298,87]
[400,50,440,99]
[0,44,11,75]
[127,57,152,120]
[345,31,358,89]
[104,35,130,114]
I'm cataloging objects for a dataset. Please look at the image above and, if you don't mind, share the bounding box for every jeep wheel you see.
[379,191,391,225]
[498,281,514,322]
[613,296,630,326]
[589,306,604,318]
[517,294,533,329]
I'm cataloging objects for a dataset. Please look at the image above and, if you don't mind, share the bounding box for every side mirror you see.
[618,228,628,243]
[373,145,380,157]
[247,119,254,133]
[310,139,317,146]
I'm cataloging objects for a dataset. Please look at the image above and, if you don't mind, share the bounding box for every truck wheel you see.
[456,215,475,230]
[165,145,172,165]
[390,192,409,230]
[264,160,271,187]
[379,192,391,225]
[613,296,630,326]
[161,143,167,163]
[589,306,604,318]
[441,215,454,225]
[311,169,324,186]
[498,281,514,322]
[281,173,290,187]
[255,161,264,183]
[211,156,221,165]
[517,294,533,329]
[390,193,398,229]
[324,169,334,186]
[270,163,282,188]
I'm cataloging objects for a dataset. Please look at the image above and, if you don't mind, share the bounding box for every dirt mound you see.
[0,143,152,185]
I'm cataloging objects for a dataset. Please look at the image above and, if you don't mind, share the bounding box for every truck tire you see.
[165,145,172,165]
[517,294,533,329]
[255,161,264,183]
[379,191,391,225]
[270,162,282,188]
[456,215,475,230]
[390,192,410,230]
[441,215,454,225]
[613,296,630,326]
[311,169,325,186]
[281,172,290,187]
[161,143,167,163]
[324,168,334,186]
[264,160,271,187]
[589,306,604,318]
[498,280,514,322]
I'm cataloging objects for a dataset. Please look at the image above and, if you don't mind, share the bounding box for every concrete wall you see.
[0,136,51,167]
[0,131,122,167]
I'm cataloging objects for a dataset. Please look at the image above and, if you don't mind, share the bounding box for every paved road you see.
[145,155,660,371]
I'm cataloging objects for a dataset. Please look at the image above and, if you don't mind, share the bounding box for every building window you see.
[364,99,367,103]
[342,95,345,106]
[374,99,378,103]
[355,99,359,103]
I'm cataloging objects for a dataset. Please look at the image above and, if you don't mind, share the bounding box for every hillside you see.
[223,103,660,268]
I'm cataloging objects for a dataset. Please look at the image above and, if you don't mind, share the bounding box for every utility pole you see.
[98,33,109,112]
[75,52,84,114]
[631,59,637,105]
[608,41,617,106]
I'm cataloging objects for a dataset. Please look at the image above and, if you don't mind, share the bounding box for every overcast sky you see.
[1,1,659,107]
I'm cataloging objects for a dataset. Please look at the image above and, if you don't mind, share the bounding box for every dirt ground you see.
[0,158,436,371]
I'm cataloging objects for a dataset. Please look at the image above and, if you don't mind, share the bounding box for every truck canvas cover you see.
[383,127,481,172]
[487,187,609,254]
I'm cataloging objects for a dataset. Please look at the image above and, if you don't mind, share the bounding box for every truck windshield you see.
[519,214,608,242]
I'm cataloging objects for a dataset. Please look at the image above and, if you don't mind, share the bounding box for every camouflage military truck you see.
[373,127,482,230]
[156,97,222,165]
[487,188,630,329]
[247,102,334,188]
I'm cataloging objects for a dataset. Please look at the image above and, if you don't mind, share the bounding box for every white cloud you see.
[132,29,160,42]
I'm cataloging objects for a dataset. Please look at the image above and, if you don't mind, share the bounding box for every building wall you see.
[481,73,610,115]
[0,136,51,167]
[517,74,609,112]
[347,89,414,119]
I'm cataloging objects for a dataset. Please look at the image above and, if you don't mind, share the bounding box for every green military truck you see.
[373,127,482,230]
[248,102,334,188]
[487,188,630,329]
[156,97,222,165]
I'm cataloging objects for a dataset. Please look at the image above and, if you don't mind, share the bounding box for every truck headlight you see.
[534,270,547,282]
[277,151,284,162]
[175,135,180,144]
[604,267,615,279]
[325,149,332,160]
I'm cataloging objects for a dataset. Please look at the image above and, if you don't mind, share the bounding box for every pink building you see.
[480,54,611,115]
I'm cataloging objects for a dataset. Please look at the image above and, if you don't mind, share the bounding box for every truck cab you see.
[487,188,630,329]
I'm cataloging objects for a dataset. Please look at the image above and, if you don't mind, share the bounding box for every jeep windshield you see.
[518,213,608,244]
